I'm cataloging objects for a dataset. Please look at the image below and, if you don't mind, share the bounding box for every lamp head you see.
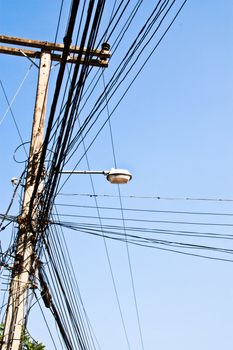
[106,168,132,184]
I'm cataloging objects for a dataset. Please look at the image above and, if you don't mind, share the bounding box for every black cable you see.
[0,80,28,156]
[55,222,233,256]
[55,203,233,217]
[39,216,100,350]
[58,1,189,189]
[57,193,233,202]
[69,222,233,240]
[53,0,65,47]
[63,0,172,162]
[74,96,132,349]
[55,213,233,227]
[102,65,144,350]
[53,221,233,263]
[29,0,81,217]
[38,0,105,228]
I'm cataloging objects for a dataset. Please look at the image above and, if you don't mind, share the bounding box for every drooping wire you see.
[53,0,65,47]
[62,0,178,163]
[50,221,233,241]
[54,205,102,350]
[38,206,101,350]
[0,62,35,126]
[34,0,106,226]
[102,68,145,350]
[58,1,190,192]
[52,220,233,263]
[28,0,82,219]
[55,203,233,217]
[56,213,233,228]
[0,80,28,156]
[41,226,92,349]
[57,193,233,203]
[75,90,132,349]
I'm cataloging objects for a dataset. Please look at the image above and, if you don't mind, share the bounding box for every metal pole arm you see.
[59,170,108,175]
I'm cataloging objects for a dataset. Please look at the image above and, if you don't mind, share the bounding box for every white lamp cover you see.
[106,168,132,184]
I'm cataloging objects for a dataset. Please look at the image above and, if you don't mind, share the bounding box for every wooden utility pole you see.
[0,35,110,350]
[2,50,51,350]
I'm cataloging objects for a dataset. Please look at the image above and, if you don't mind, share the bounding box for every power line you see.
[55,213,233,228]
[0,63,34,126]
[52,221,233,240]
[61,0,186,171]
[74,72,132,350]
[53,220,233,263]
[57,193,233,202]
[55,203,233,217]
[103,67,145,350]
[0,80,28,156]
[103,64,143,349]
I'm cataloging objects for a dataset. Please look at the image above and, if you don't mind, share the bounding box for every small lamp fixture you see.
[11,177,18,186]
[59,168,132,184]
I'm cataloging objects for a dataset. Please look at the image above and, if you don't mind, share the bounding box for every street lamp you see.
[60,168,132,184]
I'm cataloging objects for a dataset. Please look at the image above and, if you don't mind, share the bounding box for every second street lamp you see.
[59,168,132,184]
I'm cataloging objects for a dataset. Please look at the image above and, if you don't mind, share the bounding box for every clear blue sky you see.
[0,1,233,349]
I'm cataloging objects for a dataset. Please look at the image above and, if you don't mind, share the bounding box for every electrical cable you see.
[36,0,105,226]
[52,220,233,240]
[62,0,175,165]
[0,80,28,156]
[102,68,145,350]
[0,62,35,126]
[39,213,100,350]
[57,1,189,195]
[53,220,233,263]
[34,289,62,350]
[57,193,233,202]
[75,103,132,350]
[55,213,233,227]
[55,203,233,217]
[0,170,25,230]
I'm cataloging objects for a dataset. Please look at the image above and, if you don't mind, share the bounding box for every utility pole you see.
[0,35,110,350]
[2,50,51,350]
